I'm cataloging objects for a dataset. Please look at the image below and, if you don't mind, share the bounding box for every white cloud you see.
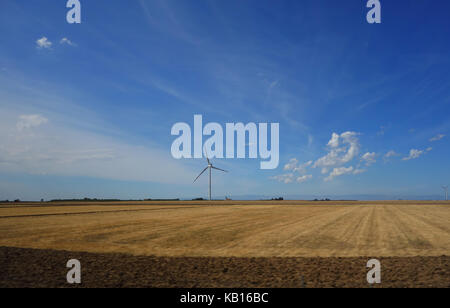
[283,158,313,174]
[294,160,312,174]
[296,174,312,183]
[426,147,432,152]
[361,152,376,166]
[383,150,399,162]
[325,166,354,182]
[384,150,398,158]
[353,168,366,175]
[402,149,424,161]
[283,158,299,171]
[430,134,445,142]
[16,114,48,131]
[314,131,360,169]
[271,173,312,184]
[274,131,376,184]
[327,132,340,148]
[270,173,294,184]
[60,38,76,46]
[36,37,52,49]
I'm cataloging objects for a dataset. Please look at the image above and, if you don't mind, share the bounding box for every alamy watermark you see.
[170,115,279,169]
[66,0,81,24]
[66,259,81,284]
[66,0,381,24]
[64,1,380,25]
[367,258,381,284]
[366,0,381,24]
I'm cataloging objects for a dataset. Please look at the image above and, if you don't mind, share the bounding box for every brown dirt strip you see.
[0,205,205,219]
[0,246,448,288]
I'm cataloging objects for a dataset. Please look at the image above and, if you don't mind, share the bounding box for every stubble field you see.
[0,200,449,287]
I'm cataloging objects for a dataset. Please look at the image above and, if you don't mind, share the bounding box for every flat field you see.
[0,200,449,287]
[1,200,449,257]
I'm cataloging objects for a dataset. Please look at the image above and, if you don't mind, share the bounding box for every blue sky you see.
[0,0,449,200]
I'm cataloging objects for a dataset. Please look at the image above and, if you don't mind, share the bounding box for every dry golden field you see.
[0,200,449,257]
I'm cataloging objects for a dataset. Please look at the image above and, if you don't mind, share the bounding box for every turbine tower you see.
[443,185,449,201]
[193,155,227,201]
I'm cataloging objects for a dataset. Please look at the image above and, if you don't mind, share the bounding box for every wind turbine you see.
[193,154,227,201]
[442,186,449,201]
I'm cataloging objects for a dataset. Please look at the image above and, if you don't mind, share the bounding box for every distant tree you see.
[14,199,20,203]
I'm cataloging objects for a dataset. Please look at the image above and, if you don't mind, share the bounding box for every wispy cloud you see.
[269,80,279,90]
[137,0,203,46]
[2,117,194,183]
[377,125,388,136]
[270,173,312,184]
[60,37,76,46]
[325,166,354,182]
[353,168,366,175]
[430,134,445,142]
[36,37,52,49]
[270,173,295,184]
[272,159,313,184]
[0,88,195,184]
[402,149,425,161]
[283,158,299,171]
[383,150,399,162]
[296,174,312,183]
[361,152,376,166]
[16,114,48,131]
[283,158,313,174]
[384,150,398,158]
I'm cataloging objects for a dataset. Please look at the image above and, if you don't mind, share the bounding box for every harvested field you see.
[0,201,449,257]
[0,201,449,287]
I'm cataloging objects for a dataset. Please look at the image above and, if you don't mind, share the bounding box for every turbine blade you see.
[203,145,210,164]
[212,166,228,173]
[193,167,208,183]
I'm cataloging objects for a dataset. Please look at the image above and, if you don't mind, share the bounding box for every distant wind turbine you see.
[193,153,227,201]
[443,185,449,201]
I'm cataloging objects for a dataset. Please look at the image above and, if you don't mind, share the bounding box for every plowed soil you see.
[0,247,449,288]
